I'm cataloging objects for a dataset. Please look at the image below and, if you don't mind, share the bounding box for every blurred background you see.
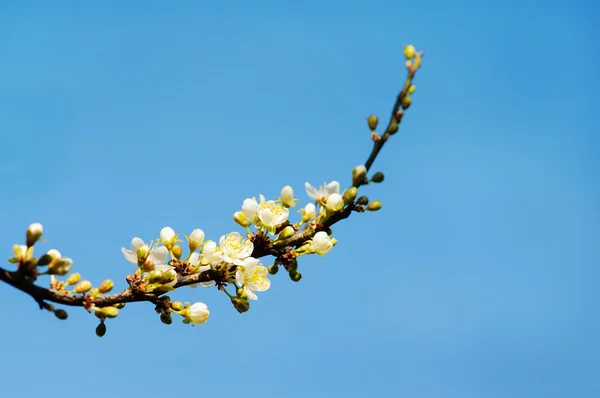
[0,1,598,397]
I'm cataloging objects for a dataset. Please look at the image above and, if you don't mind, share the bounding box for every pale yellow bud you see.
[66,273,81,286]
[403,45,416,60]
[234,211,249,227]
[98,279,114,293]
[73,280,92,294]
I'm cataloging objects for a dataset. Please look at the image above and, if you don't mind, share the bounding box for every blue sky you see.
[1,1,598,397]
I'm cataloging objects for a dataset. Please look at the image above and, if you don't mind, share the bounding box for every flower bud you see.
[171,301,183,311]
[73,280,92,294]
[160,312,173,324]
[148,270,162,284]
[98,279,114,293]
[403,44,416,60]
[160,227,177,250]
[276,226,295,241]
[49,258,73,276]
[401,95,412,110]
[37,254,53,266]
[160,269,177,285]
[289,269,302,282]
[300,203,316,223]
[311,231,334,256]
[26,223,43,247]
[366,200,382,211]
[187,302,210,325]
[408,84,416,94]
[343,187,358,204]
[137,245,151,264]
[386,121,399,135]
[280,185,296,208]
[89,287,101,297]
[268,264,279,275]
[234,211,250,227]
[371,172,384,183]
[352,165,367,186]
[172,244,183,260]
[54,309,68,320]
[325,193,344,212]
[187,229,205,252]
[367,115,378,131]
[115,303,126,309]
[96,322,107,337]
[95,306,119,318]
[231,297,250,314]
[66,272,81,286]
[357,196,369,205]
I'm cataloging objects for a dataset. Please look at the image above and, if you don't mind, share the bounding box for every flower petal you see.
[305,182,319,200]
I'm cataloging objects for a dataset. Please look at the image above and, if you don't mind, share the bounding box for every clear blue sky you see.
[1,1,598,397]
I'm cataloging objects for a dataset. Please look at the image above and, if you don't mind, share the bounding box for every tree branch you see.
[1,51,423,315]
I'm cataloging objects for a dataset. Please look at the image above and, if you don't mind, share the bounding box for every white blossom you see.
[311,231,333,256]
[258,200,289,234]
[121,238,169,266]
[188,302,210,325]
[305,181,340,204]
[235,258,271,300]
[219,232,253,266]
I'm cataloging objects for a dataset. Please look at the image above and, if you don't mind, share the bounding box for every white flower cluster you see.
[119,181,344,324]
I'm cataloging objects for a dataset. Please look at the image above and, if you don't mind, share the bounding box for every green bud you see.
[343,187,358,204]
[73,280,92,294]
[171,301,183,311]
[236,288,248,299]
[268,264,279,275]
[26,223,43,247]
[136,245,151,264]
[98,279,114,293]
[95,322,107,337]
[408,84,416,94]
[66,272,81,286]
[366,200,382,211]
[367,114,379,131]
[160,270,176,284]
[54,309,68,320]
[357,196,369,206]
[48,258,73,276]
[37,254,53,266]
[371,172,384,183]
[386,121,399,135]
[403,44,416,60]
[231,297,250,314]
[160,312,173,325]
[277,226,295,241]
[289,269,302,282]
[401,95,412,110]
[95,306,119,318]
[172,245,183,260]
[234,211,249,227]
[149,270,163,284]
[115,303,125,309]
[89,287,101,297]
